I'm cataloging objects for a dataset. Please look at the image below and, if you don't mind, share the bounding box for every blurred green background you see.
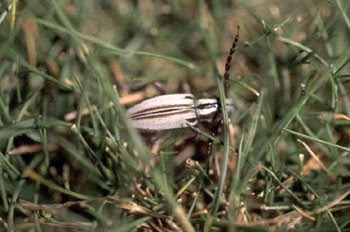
[0,0,349,231]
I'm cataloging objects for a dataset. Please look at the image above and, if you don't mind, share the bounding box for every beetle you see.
[127,93,234,130]
[127,26,240,171]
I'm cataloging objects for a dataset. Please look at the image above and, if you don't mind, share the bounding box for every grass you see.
[0,0,350,231]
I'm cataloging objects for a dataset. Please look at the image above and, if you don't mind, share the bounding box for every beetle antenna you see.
[224,25,240,97]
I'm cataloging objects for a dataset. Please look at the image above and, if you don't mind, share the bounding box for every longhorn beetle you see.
[127,26,240,171]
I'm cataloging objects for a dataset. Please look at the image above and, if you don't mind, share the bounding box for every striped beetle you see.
[127,93,234,130]
[127,26,240,170]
